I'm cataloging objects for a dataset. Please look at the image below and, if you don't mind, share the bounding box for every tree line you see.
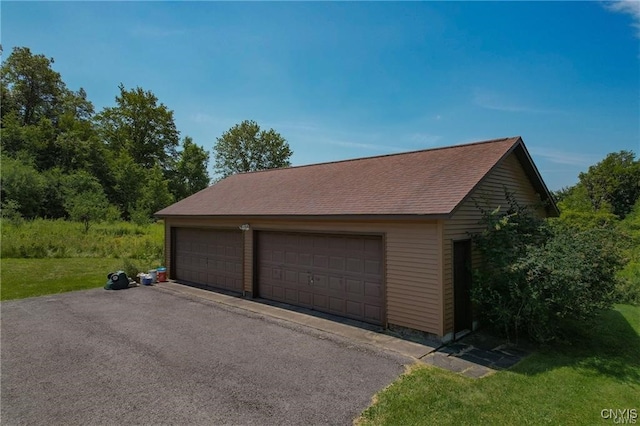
[1,46,292,228]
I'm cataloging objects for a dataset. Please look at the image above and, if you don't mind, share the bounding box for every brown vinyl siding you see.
[163,217,442,334]
[442,152,545,335]
[385,224,440,333]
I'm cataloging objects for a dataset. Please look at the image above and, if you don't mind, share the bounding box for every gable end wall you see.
[442,152,546,335]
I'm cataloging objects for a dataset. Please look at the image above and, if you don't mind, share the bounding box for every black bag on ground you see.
[104,271,130,290]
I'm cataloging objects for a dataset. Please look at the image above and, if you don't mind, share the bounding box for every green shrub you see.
[130,206,152,226]
[1,199,24,226]
[472,194,625,342]
[615,262,640,305]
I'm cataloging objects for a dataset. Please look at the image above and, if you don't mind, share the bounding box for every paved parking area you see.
[1,286,412,425]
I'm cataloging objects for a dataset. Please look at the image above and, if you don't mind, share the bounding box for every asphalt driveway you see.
[1,286,410,425]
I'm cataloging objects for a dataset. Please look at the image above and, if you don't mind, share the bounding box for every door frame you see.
[453,239,473,336]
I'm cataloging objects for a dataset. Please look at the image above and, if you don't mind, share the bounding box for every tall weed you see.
[1,218,164,262]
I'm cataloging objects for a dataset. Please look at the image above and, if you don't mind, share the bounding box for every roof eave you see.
[154,213,451,221]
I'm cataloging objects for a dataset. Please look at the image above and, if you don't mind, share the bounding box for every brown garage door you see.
[258,232,384,325]
[173,227,243,293]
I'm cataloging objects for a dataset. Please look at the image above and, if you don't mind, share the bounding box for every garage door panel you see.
[329,256,345,271]
[272,286,284,300]
[313,254,329,268]
[298,291,312,306]
[281,269,295,283]
[285,251,297,264]
[329,237,346,250]
[330,297,345,313]
[299,254,312,266]
[346,258,363,273]
[346,238,364,251]
[365,260,381,274]
[173,228,243,294]
[258,231,384,325]
[346,300,362,317]
[364,281,382,298]
[313,273,328,289]
[346,279,363,295]
[273,250,284,263]
[329,277,343,291]
[313,293,328,310]
[365,305,382,323]
[285,288,298,304]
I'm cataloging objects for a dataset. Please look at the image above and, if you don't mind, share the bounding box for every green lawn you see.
[359,305,640,426]
[1,219,164,300]
[1,258,143,300]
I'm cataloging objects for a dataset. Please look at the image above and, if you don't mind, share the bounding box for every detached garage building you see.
[156,136,558,341]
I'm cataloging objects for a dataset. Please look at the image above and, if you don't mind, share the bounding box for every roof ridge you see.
[234,136,521,176]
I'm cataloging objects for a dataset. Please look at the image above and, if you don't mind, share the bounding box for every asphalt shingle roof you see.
[156,136,534,217]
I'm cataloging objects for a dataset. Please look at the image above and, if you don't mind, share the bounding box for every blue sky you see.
[2,1,639,190]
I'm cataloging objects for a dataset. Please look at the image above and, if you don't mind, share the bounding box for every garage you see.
[158,137,559,339]
[257,231,384,325]
[173,227,243,293]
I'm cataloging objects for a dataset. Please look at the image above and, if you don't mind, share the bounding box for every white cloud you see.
[408,132,442,146]
[323,140,407,153]
[472,88,560,114]
[603,0,640,37]
[190,113,214,124]
[529,147,598,167]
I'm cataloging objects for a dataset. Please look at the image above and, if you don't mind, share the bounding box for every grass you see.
[1,219,165,300]
[358,304,640,426]
[1,258,141,300]
[1,219,164,259]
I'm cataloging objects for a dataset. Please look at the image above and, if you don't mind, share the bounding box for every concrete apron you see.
[154,281,512,379]
[154,281,436,360]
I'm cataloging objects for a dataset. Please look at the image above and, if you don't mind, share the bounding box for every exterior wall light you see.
[239,224,250,231]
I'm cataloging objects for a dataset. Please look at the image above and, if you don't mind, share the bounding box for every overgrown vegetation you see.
[472,194,624,342]
[358,305,640,426]
[0,220,164,300]
[470,149,639,343]
[554,151,640,306]
[1,219,163,260]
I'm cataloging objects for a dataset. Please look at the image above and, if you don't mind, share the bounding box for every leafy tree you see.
[62,171,110,232]
[136,165,175,219]
[614,198,640,305]
[555,184,619,231]
[0,111,26,157]
[0,199,24,225]
[96,84,179,170]
[0,47,65,126]
[170,136,210,200]
[0,155,45,218]
[65,191,109,233]
[104,151,146,220]
[40,168,68,219]
[1,47,101,174]
[213,120,292,178]
[579,151,640,219]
